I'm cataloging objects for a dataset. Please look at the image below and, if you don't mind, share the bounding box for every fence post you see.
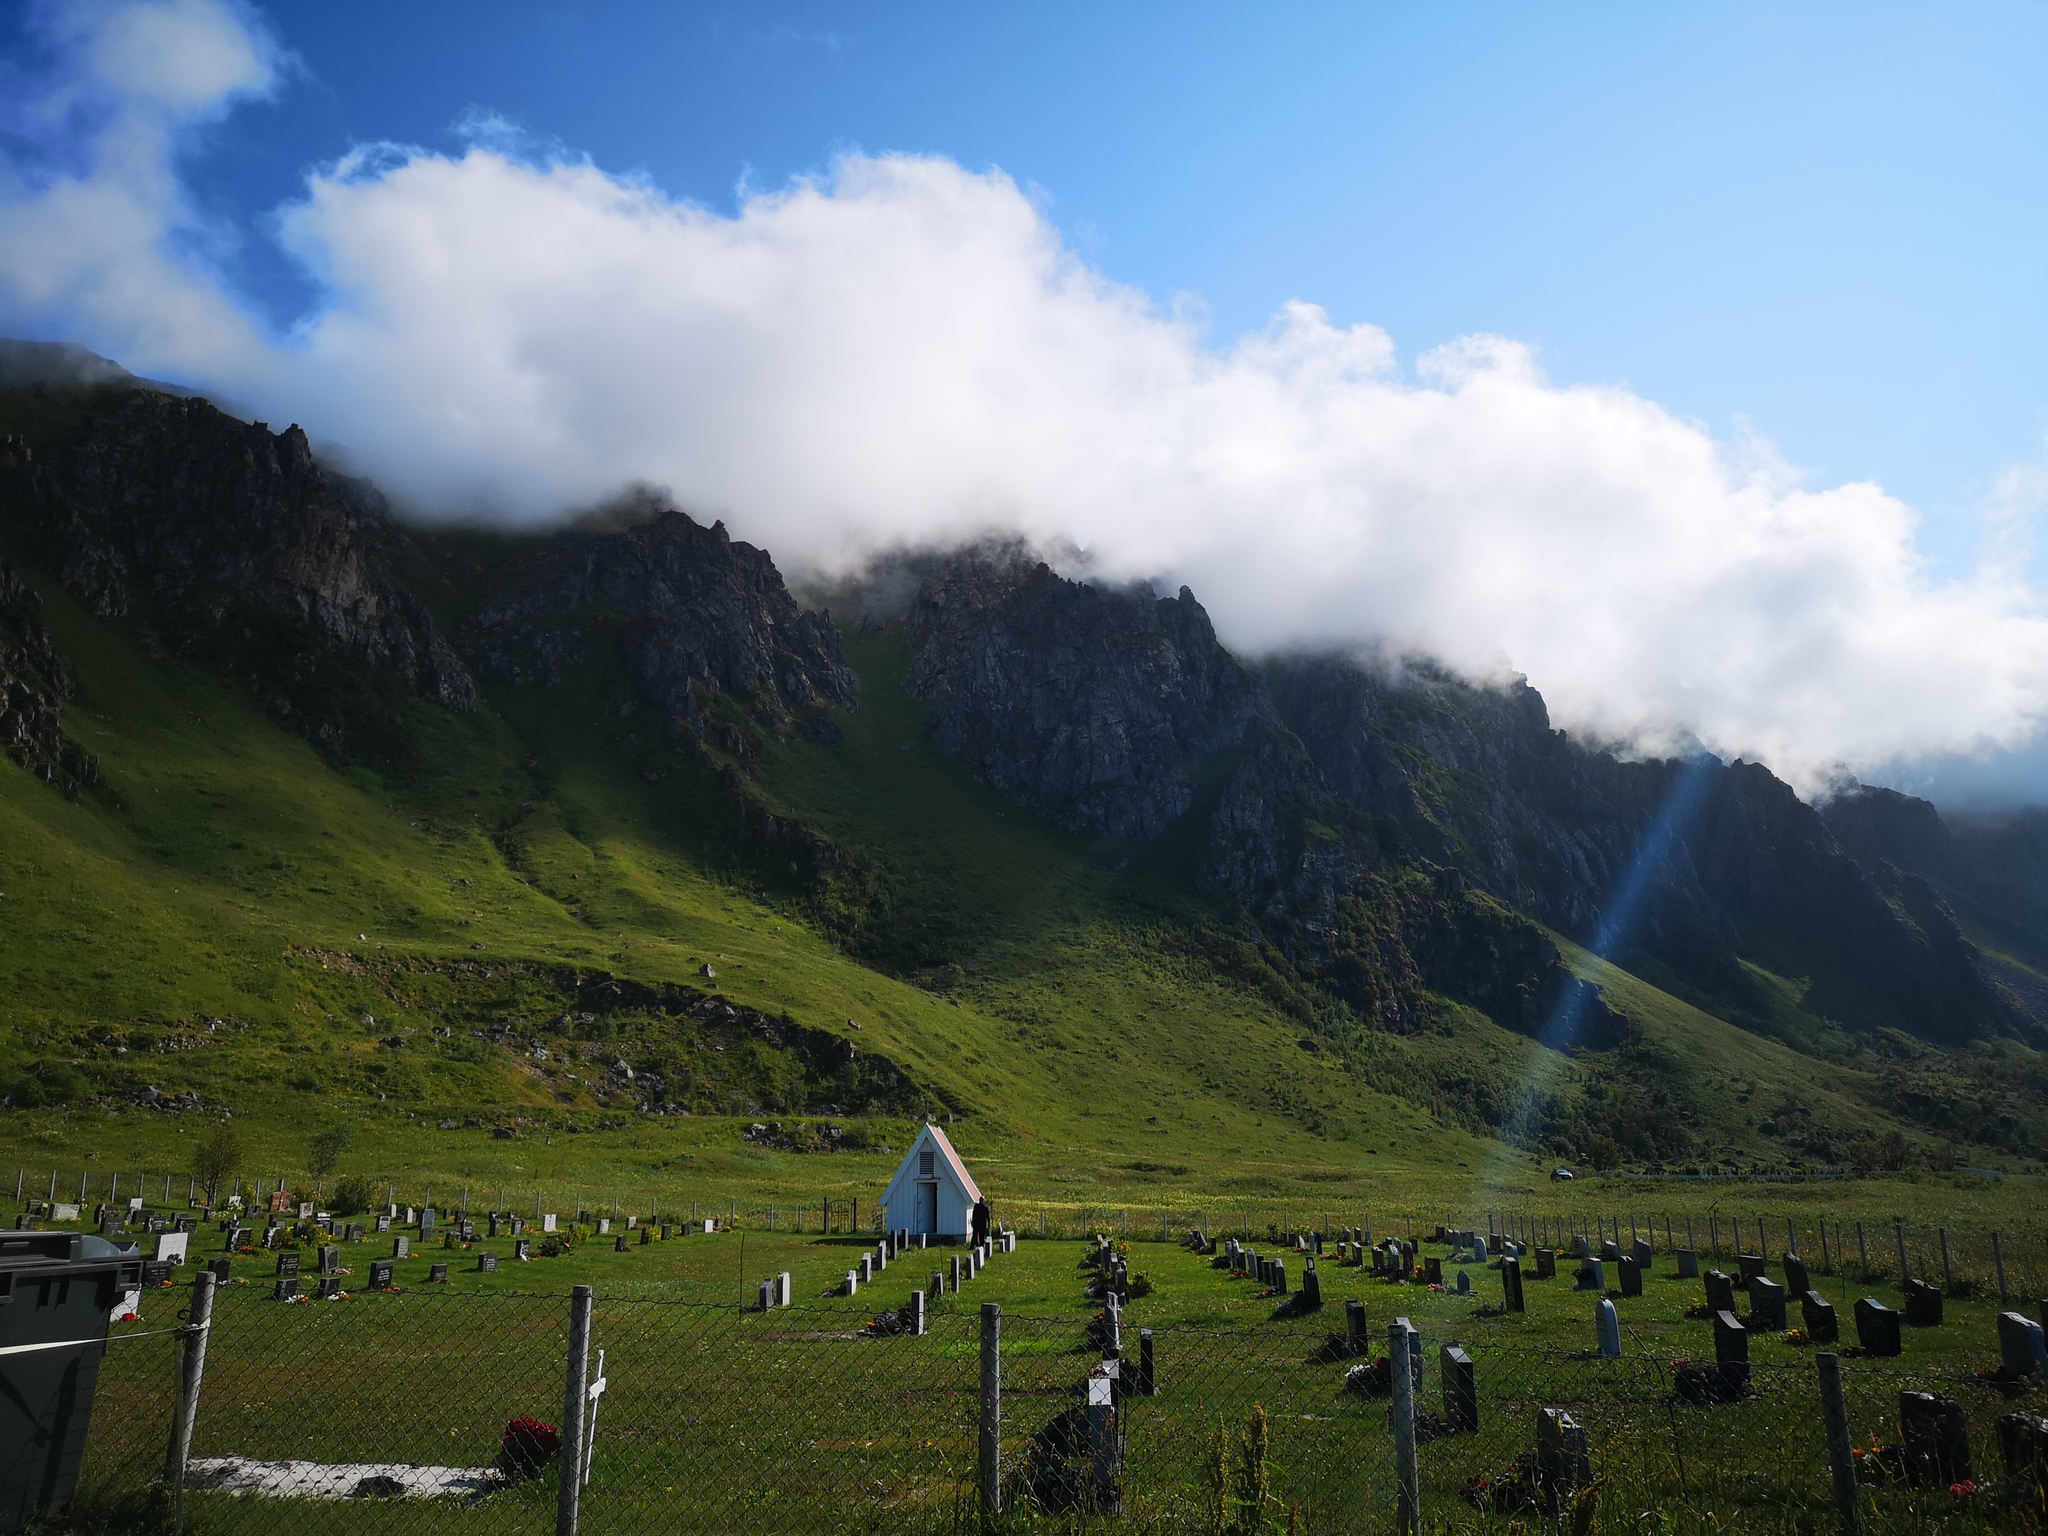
[557,1286,593,1536]
[1817,1352,1860,1536]
[1938,1229,1953,1294]
[1856,1221,1867,1276]
[1893,1224,1909,1287]
[1993,1232,2008,1303]
[979,1302,1002,1521]
[1390,1322,1419,1535]
[164,1269,216,1531]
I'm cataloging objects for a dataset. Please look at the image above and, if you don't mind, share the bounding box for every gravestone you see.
[488,1215,501,1238]
[392,1236,410,1260]
[207,1257,231,1282]
[1502,1256,1525,1313]
[1301,1259,1321,1309]
[225,1225,249,1251]
[1783,1253,1810,1295]
[420,1208,436,1240]
[860,1255,874,1285]
[1900,1391,1971,1485]
[1617,1257,1642,1299]
[275,1253,300,1278]
[344,1223,364,1243]
[1904,1278,1944,1327]
[477,1252,497,1273]
[597,1219,610,1236]
[1855,1297,1903,1356]
[1737,1253,1767,1283]
[317,1245,340,1276]
[1704,1270,1736,1314]
[156,1232,190,1267]
[1633,1239,1653,1270]
[1575,1258,1606,1293]
[1271,1258,1288,1296]
[543,1214,557,1233]
[911,1288,926,1335]
[659,1225,671,1240]
[515,1238,532,1262]
[1998,1312,2048,1379]
[1713,1310,1749,1394]
[176,1215,197,1234]
[1442,1344,1477,1431]
[949,1256,962,1291]
[2000,1412,2048,1482]
[1535,1247,1557,1280]
[1596,1299,1621,1358]
[1424,1257,1443,1286]
[298,1202,315,1220]
[1801,1291,1839,1344]
[1570,1235,1590,1259]
[1345,1299,1368,1352]
[273,1277,299,1302]
[317,1277,342,1300]
[369,1259,394,1290]
[1676,1248,1700,1279]
[1747,1276,1787,1332]
[1537,1409,1590,1490]
[614,1235,628,1253]
[376,1214,392,1233]
[758,1279,774,1311]
[845,1269,860,1296]
[639,1227,650,1246]
[777,1271,792,1307]
[1599,1239,1621,1263]
[429,1263,449,1283]
[1455,1269,1470,1296]
[261,1228,280,1251]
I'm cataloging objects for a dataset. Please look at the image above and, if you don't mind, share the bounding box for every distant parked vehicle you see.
[1551,1167,1575,1182]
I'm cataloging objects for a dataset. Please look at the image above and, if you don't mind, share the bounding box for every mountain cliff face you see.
[0,556,97,792]
[2,388,474,752]
[900,554,1265,839]
[1265,652,2029,1044]
[462,500,857,743]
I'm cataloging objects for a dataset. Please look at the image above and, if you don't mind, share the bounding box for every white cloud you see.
[2,0,2046,791]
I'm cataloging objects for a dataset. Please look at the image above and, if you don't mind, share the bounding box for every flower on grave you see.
[1783,1329,1805,1344]
[1949,1480,1974,1499]
[498,1418,560,1479]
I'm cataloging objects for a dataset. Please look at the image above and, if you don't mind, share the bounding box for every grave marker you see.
[317,1276,342,1300]
[317,1245,340,1276]
[515,1239,532,1262]
[392,1236,410,1260]
[1535,1248,1557,1280]
[1617,1257,1641,1298]
[1704,1269,1736,1314]
[275,1253,300,1278]
[369,1259,394,1290]
[273,1278,298,1302]
[1904,1278,1944,1327]
[429,1263,449,1283]
[1854,1297,1902,1356]
[1783,1252,1810,1295]
[1596,1299,1621,1358]
[1801,1291,1839,1344]
[1537,1409,1590,1491]
[1900,1391,1971,1485]
[155,1232,189,1266]
[1442,1345,1477,1431]
[1675,1248,1700,1279]
[1748,1276,1788,1332]
[1713,1311,1749,1394]
[477,1252,497,1273]
[1502,1257,1525,1313]
[1997,1312,2048,1379]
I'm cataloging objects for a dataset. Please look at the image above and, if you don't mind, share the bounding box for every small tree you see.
[309,1123,354,1180]
[193,1123,242,1206]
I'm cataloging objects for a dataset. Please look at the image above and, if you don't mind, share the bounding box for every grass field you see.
[51,1206,2048,1534]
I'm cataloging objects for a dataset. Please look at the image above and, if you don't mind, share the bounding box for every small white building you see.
[880,1122,982,1240]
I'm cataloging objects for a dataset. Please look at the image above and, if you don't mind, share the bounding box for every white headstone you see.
[155,1231,190,1266]
[542,1214,557,1233]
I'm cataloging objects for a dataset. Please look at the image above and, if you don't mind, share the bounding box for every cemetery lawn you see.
[1,547,2045,1241]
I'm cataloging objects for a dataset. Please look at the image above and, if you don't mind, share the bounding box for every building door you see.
[916,1181,938,1233]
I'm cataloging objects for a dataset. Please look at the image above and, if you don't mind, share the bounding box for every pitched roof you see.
[920,1122,981,1204]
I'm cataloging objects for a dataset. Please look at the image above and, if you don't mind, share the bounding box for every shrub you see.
[330,1174,375,1216]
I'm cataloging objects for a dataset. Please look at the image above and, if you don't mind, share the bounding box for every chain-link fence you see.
[46,1278,2041,1534]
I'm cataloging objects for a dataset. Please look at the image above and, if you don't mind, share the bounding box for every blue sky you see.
[2,0,2045,802]
[158,0,2048,545]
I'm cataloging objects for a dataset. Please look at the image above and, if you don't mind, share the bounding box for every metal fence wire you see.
[58,1270,2048,1534]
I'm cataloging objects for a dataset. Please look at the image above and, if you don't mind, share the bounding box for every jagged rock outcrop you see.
[463,499,856,741]
[0,558,98,791]
[1268,652,2029,1045]
[5,388,474,737]
[901,554,1266,839]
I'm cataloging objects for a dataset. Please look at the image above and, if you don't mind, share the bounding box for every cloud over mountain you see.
[3,0,2046,791]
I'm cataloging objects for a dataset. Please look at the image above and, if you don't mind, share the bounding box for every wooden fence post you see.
[1817,1352,1860,1536]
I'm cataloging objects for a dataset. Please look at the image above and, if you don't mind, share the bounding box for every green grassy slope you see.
[0,530,2041,1229]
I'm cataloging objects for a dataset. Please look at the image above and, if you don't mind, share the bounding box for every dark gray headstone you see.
[392,1236,410,1260]
[1900,1392,1970,1485]
[1502,1257,1525,1313]
[1675,1248,1700,1279]
[375,1214,391,1233]
[429,1262,449,1283]
[1618,1257,1642,1299]
[1424,1257,1443,1286]
[1300,1260,1320,1309]
[317,1276,342,1300]
[1782,1253,1810,1294]
[1855,1297,1902,1356]
[208,1257,231,1282]
[1801,1291,1838,1344]
[369,1259,394,1290]
[515,1238,532,1261]
[1442,1345,1477,1431]
[1737,1253,1767,1283]
[1535,1247,1556,1280]
[1537,1409,1590,1489]
[1904,1278,1944,1327]
[477,1252,497,1273]
[1997,1311,2047,1379]
[1713,1310,1749,1395]
[317,1245,340,1276]
[1747,1276,1787,1332]
[1455,1268,1470,1296]
[275,1253,300,1278]
[273,1277,299,1301]
[614,1234,628,1253]
[2000,1412,2048,1482]
[1704,1269,1736,1314]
